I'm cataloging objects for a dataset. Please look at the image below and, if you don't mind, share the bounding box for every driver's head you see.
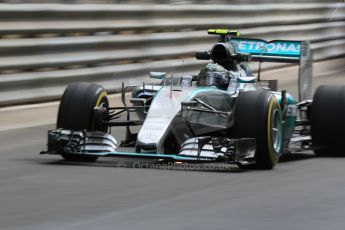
[197,63,230,90]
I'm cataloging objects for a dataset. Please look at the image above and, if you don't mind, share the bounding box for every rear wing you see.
[229,38,313,101]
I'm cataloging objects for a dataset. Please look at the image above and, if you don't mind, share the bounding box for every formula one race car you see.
[41,29,345,169]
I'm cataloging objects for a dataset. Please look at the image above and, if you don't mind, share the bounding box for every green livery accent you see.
[273,92,297,142]
[238,76,256,83]
[75,151,215,162]
[273,92,296,105]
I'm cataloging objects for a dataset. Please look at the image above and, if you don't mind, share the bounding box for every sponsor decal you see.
[230,39,301,57]
[286,105,297,117]
[139,134,157,142]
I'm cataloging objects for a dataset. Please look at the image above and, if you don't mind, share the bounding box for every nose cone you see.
[136,87,194,153]
[137,117,171,151]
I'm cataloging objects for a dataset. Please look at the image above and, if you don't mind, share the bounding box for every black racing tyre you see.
[232,90,283,169]
[311,85,345,156]
[57,82,109,161]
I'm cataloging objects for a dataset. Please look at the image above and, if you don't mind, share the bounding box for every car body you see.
[41,29,345,169]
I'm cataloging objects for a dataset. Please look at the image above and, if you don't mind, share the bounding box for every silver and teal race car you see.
[41,29,345,169]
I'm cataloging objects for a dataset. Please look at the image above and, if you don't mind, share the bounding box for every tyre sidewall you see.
[311,85,345,155]
[233,91,282,169]
[57,82,108,131]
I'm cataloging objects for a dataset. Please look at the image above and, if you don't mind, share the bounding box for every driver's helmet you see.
[197,63,230,90]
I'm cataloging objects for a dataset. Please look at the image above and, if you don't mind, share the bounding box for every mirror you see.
[149,71,166,79]
[195,50,210,60]
[130,98,147,104]
[181,100,197,107]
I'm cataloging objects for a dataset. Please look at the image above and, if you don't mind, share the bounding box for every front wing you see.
[41,129,256,165]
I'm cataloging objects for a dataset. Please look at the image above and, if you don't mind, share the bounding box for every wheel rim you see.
[93,94,109,132]
[271,109,282,153]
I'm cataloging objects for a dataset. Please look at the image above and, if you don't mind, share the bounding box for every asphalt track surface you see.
[1,60,345,230]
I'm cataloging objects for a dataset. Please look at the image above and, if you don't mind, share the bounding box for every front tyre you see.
[232,91,283,169]
[311,85,345,156]
[57,82,109,161]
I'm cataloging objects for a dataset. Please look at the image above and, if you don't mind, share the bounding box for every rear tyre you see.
[232,90,283,169]
[57,82,109,161]
[311,85,345,156]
